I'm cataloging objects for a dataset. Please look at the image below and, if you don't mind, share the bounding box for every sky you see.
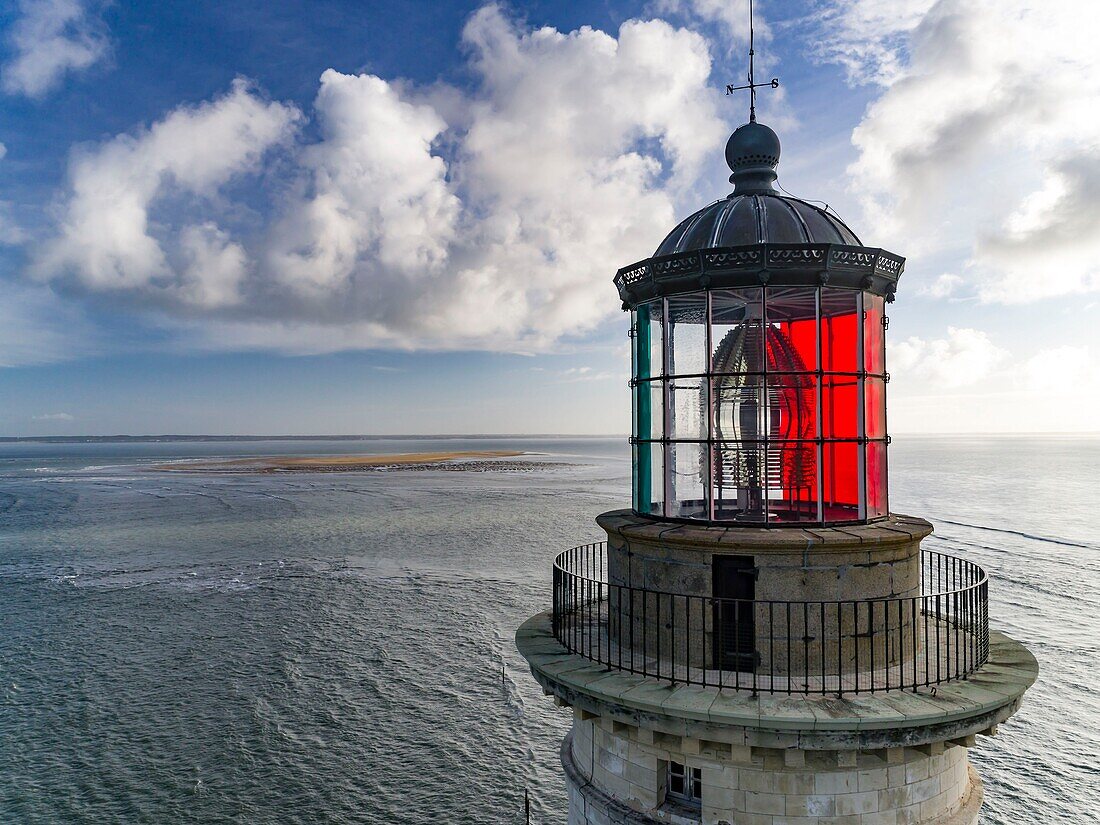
[0,0,1097,436]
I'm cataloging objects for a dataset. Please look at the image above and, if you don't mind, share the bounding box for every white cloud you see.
[32,412,74,421]
[809,0,935,86]
[32,8,728,353]
[265,69,459,305]
[2,0,109,98]
[34,79,300,301]
[819,0,1100,304]
[890,339,1100,433]
[1018,345,1099,395]
[918,272,962,299]
[891,327,1008,388]
[176,223,250,308]
[653,0,761,46]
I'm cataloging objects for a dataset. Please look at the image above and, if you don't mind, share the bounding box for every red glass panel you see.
[823,441,860,520]
[767,287,818,372]
[863,293,886,375]
[864,377,886,439]
[820,289,860,374]
[821,376,859,438]
[866,440,888,519]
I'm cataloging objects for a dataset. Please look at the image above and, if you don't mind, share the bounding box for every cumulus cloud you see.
[2,0,109,97]
[32,7,727,353]
[32,412,74,421]
[818,0,1100,304]
[34,78,300,304]
[890,327,1008,388]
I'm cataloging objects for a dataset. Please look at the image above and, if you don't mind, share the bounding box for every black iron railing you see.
[551,543,988,695]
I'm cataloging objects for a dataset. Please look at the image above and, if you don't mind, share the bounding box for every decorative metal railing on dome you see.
[551,543,989,695]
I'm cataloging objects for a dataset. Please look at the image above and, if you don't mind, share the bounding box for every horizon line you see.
[3,431,1100,444]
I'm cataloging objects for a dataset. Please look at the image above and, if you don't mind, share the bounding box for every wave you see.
[934,517,1094,550]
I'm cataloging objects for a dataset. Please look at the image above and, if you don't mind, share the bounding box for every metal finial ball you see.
[725,121,781,194]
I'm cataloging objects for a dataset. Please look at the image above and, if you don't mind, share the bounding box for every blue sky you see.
[0,0,1097,436]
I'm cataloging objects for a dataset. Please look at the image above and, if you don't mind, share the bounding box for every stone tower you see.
[517,121,1036,825]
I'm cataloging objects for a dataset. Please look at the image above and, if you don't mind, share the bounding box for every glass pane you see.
[668,294,707,376]
[635,301,663,378]
[633,380,659,441]
[631,376,638,442]
[669,378,707,440]
[638,442,662,516]
[864,377,886,439]
[766,287,818,372]
[822,375,859,438]
[712,375,766,442]
[823,441,860,521]
[634,380,663,440]
[632,442,647,512]
[711,288,764,374]
[669,441,707,520]
[863,293,886,375]
[768,377,817,441]
[713,441,767,522]
[867,440,888,519]
[820,289,860,374]
[769,441,819,523]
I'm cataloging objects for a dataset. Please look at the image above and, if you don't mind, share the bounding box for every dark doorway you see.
[713,556,756,671]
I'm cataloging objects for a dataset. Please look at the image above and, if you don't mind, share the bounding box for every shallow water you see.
[0,435,1095,823]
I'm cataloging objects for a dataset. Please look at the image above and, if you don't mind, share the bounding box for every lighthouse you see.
[516,117,1036,825]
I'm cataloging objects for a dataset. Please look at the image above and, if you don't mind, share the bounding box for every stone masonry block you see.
[784,749,807,768]
[745,791,786,815]
[815,772,857,795]
[835,790,879,816]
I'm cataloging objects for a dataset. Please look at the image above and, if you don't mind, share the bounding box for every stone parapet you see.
[517,611,1036,751]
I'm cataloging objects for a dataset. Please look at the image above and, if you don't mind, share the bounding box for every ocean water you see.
[0,435,1095,823]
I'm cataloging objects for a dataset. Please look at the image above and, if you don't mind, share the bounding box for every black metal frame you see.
[630,286,889,526]
[551,542,989,696]
[616,243,905,310]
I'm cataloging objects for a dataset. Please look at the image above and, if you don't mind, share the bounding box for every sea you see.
[0,435,1096,824]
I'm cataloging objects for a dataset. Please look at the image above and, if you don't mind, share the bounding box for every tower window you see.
[667,760,701,805]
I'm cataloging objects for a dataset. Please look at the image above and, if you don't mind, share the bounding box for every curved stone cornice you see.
[516,612,1037,751]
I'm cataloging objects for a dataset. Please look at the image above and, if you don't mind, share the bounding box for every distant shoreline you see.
[1,432,1095,444]
[0,434,624,444]
[150,450,528,474]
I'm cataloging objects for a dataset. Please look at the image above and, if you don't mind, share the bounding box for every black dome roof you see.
[613,119,905,310]
[654,193,862,257]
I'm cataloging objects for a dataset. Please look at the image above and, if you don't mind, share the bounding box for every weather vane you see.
[724,0,778,123]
